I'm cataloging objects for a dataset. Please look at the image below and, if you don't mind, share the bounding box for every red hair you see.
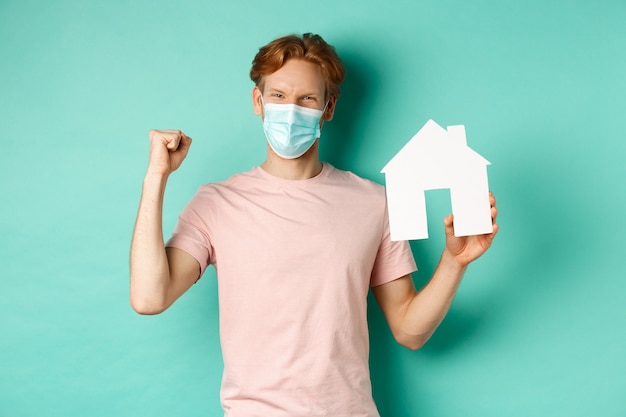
[250,33,346,98]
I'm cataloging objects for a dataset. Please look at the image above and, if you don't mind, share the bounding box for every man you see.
[130,33,498,416]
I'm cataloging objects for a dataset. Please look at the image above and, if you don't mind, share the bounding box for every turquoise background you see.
[1,0,625,415]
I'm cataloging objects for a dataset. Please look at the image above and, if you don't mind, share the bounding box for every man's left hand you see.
[443,192,499,267]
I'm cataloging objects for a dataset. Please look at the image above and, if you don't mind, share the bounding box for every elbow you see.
[131,304,165,316]
[394,331,428,351]
[131,299,167,315]
[129,273,170,315]
[398,338,425,351]
[401,339,425,351]
[129,293,168,315]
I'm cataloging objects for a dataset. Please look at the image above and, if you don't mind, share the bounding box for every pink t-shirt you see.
[166,163,416,416]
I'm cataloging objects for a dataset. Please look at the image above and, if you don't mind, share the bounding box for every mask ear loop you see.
[321,100,330,120]
[259,94,267,121]
[317,100,330,130]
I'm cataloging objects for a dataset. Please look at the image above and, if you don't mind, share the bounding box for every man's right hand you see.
[147,129,192,176]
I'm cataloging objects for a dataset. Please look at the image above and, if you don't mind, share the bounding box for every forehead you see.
[262,58,326,94]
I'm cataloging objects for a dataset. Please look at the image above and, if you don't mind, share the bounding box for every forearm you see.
[378,196,497,350]
[129,173,172,313]
[399,250,467,348]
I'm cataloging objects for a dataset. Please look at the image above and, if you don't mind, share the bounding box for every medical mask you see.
[261,100,326,159]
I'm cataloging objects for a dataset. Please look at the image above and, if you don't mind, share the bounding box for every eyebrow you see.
[265,88,321,98]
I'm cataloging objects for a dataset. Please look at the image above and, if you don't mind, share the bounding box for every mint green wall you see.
[1,0,624,415]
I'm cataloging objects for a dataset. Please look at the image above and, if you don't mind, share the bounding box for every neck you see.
[260,141,323,180]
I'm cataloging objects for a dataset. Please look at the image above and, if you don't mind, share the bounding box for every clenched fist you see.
[147,129,192,176]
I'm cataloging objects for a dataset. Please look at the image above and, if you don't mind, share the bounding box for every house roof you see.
[381,119,491,175]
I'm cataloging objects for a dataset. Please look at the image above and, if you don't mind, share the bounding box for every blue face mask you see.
[262,101,326,159]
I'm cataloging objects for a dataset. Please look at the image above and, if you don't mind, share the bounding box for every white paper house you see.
[381,119,492,241]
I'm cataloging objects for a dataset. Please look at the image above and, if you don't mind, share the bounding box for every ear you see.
[252,86,263,116]
[323,95,338,121]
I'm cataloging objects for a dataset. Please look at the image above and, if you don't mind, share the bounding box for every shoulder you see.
[196,166,261,193]
[325,164,386,196]
[179,168,260,213]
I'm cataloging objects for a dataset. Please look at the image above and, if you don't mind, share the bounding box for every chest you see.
[208,186,384,278]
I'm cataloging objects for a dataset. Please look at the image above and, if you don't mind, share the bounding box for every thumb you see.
[443,214,455,237]
[178,133,192,156]
[180,133,192,147]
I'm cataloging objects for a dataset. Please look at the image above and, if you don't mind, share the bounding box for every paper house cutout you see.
[381,119,492,241]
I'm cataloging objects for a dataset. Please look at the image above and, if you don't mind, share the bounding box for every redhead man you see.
[130,33,498,416]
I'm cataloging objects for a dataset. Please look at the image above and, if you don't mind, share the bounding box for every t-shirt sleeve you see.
[165,192,214,278]
[369,202,417,287]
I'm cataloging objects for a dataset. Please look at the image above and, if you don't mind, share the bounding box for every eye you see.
[271,93,285,99]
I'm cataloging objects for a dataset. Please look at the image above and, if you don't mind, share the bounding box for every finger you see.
[165,131,183,150]
[489,191,496,207]
[149,129,182,150]
[489,223,499,239]
[491,206,498,223]
[443,214,455,236]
